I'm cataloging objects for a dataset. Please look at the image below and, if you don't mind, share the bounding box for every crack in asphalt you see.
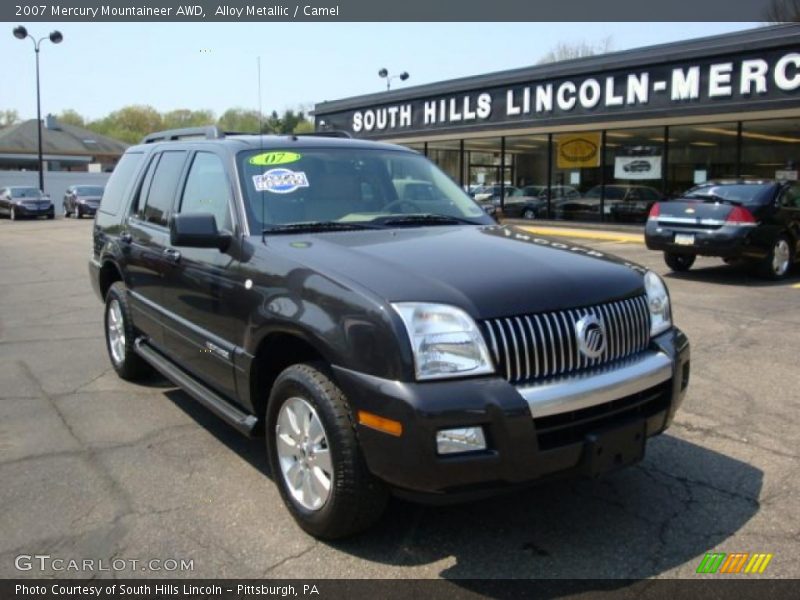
[260,542,318,576]
[671,420,800,460]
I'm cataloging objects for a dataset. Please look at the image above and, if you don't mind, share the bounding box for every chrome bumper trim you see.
[516,351,673,418]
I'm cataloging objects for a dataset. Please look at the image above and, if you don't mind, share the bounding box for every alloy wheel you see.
[772,239,790,277]
[107,299,126,365]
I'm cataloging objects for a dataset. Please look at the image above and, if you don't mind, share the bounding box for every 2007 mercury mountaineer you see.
[89,127,690,539]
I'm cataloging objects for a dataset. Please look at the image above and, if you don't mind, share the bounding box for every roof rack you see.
[141,126,225,144]
[293,130,352,138]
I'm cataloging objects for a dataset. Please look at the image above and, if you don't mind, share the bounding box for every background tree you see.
[162,108,216,129]
[217,108,264,133]
[87,105,163,144]
[537,37,613,64]
[57,109,86,127]
[0,109,20,127]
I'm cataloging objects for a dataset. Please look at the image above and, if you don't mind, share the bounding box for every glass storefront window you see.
[667,123,739,197]
[551,131,602,221]
[604,127,665,223]
[463,138,509,206]
[426,139,462,186]
[504,135,550,219]
[741,118,800,181]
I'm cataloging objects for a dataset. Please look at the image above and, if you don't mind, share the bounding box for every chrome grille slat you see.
[482,295,650,384]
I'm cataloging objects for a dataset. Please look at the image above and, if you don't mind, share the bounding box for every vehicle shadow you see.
[663,262,800,287]
[163,388,762,589]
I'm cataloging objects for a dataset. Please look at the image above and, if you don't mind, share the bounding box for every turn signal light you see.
[725,206,756,224]
[648,203,661,219]
[357,410,403,437]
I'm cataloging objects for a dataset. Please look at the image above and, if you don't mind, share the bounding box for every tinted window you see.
[100,152,144,216]
[684,183,773,206]
[11,187,41,198]
[179,152,232,230]
[780,183,800,209]
[142,151,187,226]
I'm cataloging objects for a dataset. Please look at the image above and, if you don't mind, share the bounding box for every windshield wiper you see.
[262,221,384,235]
[374,213,481,227]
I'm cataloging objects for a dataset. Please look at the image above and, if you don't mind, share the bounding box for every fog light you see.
[436,427,487,455]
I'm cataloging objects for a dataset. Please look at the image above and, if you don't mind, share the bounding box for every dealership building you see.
[314,24,800,221]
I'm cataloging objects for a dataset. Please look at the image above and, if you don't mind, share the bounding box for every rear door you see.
[776,182,800,260]
[159,150,242,401]
[124,150,189,350]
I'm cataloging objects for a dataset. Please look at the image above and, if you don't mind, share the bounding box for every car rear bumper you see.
[644,220,764,259]
[333,327,689,502]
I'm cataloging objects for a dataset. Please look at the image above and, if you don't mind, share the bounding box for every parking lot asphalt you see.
[1,216,798,582]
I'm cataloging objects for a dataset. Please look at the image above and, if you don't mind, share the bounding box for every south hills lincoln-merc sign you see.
[329,48,800,137]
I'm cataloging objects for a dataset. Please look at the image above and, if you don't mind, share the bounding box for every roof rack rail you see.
[141,126,225,144]
[293,130,352,139]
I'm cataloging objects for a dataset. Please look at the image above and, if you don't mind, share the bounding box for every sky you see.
[1,22,762,122]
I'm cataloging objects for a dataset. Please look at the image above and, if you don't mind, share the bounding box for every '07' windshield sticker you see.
[253,168,310,194]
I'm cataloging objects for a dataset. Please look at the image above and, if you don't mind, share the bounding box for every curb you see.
[510,223,645,244]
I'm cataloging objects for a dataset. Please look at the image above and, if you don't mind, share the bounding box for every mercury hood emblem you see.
[575,314,606,359]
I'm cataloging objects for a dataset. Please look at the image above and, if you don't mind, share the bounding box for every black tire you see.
[266,363,388,539]
[47,213,54,220]
[758,235,793,280]
[74,205,81,219]
[664,252,695,272]
[104,281,151,381]
[522,208,537,220]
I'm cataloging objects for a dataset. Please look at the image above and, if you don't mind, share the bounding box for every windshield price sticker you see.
[248,151,303,166]
[253,168,310,194]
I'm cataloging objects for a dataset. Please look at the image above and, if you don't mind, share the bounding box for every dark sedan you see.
[0,186,54,220]
[63,185,104,218]
[645,180,800,279]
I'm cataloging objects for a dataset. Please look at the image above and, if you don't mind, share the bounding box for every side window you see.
[179,152,232,230]
[141,151,187,227]
[99,152,144,216]
[780,184,800,209]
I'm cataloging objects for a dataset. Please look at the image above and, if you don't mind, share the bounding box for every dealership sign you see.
[323,49,800,137]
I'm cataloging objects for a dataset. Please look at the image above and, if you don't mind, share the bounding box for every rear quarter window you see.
[99,152,145,216]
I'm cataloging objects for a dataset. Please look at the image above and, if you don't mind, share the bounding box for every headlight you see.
[392,302,494,380]
[644,271,672,337]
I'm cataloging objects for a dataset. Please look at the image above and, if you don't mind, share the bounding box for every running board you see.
[134,338,258,436]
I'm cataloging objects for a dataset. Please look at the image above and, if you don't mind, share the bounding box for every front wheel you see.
[758,235,792,280]
[74,205,81,219]
[522,208,537,220]
[104,282,151,380]
[267,363,387,539]
[664,252,695,272]
[10,206,16,221]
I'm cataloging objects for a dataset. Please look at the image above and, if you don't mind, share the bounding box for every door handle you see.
[163,248,182,263]
[120,232,132,244]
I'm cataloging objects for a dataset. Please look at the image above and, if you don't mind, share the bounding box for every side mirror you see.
[169,213,231,251]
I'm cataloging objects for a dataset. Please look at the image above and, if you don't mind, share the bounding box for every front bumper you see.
[645,221,764,260]
[13,204,54,217]
[333,328,689,501]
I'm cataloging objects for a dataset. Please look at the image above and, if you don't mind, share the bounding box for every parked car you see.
[0,186,54,220]
[646,179,800,279]
[555,185,662,221]
[473,184,518,203]
[501,185,580,219]
[90,126,690,539]
[63,184,105,218]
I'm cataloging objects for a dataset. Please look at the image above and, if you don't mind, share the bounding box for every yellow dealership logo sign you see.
[696,552,774,574]
[556,133,601,169]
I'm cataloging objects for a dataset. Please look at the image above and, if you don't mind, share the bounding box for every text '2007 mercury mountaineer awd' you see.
[89,127,690,539]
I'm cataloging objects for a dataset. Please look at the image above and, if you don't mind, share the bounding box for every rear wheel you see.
[664,252,695,272]
[10,206,16,221]
[74,205,81,219]
[104,282,151,380]
[758,235,792,280]
[522,208,537,220]
[267,363,388,539]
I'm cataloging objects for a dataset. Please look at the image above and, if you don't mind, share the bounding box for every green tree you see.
[87,105,164,144]
[57,109,85,127]
[537,37,613,65]
[162,109,215,129]
[217,108,263,134]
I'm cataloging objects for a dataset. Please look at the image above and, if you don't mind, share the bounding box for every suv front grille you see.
[480,295,650,384]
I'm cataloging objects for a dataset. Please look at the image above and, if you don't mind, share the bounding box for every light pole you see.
[13,26,63,194]
[378,68,409,91]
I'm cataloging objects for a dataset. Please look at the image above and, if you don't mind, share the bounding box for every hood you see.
[261,225,645,319]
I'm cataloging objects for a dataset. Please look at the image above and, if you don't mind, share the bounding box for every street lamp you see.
[13,25,63,194]
[378,68,409,91]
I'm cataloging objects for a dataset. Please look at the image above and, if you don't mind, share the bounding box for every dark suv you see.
[90,127,690,539]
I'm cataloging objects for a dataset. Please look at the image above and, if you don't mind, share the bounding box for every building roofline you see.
[315,23,800,115]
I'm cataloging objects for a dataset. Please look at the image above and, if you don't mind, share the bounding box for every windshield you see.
[682,183,774,205]
[237,147,492,231]
[11,187,41,198]
[76,186,104,196]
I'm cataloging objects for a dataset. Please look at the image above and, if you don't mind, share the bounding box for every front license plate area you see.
[583,419,646,477]
[674,233,695,246]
